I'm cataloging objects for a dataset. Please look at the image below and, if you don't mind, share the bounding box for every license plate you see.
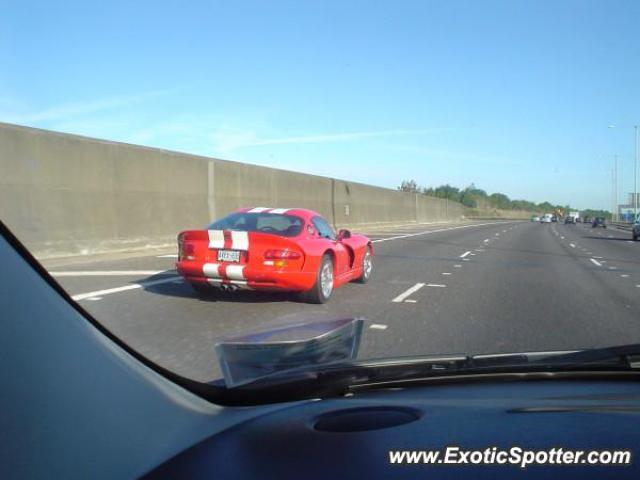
[217,250,241,263]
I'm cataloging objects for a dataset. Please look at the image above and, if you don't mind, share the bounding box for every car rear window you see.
[208,212,304,237]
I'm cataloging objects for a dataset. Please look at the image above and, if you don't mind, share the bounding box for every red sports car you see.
[176,207,373,303]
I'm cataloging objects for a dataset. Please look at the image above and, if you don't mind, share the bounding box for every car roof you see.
[234,207,321,221]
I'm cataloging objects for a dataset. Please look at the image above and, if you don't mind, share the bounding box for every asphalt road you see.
[44,220,640,382]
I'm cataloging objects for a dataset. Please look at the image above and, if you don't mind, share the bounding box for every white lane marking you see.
[483,239,490,243]
[470,253,476,256]
[404,299,417,303]
[86,297,102,301]
[442,272,452,275]
[156,254,178,258]
[392,283,425,303]
[460,251,471,258]
[560,236,565,239]
[495,233,500,236]
[50,270,172,277]
[230,231,249,251]
[370,324,388,330]
[609,266,617,270]
[475,249,485,252]
[590,258,602,267]
[503,230,507,233]
[594,256,603,259]
[72,276,182,301]
[462,258,470,261]
[426,283,447,288]
[569,243,576,248]
[628,241,634,244]
[586,252,592,255]
[371,222,518,244]
[208,230,225,249]
[621,274,629,278]
[269,208,291,214]
[454,264,462,268]
[248,207,270,213]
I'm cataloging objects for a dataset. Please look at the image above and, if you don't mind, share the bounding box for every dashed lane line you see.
[370,324,388,330]
[392,283,426,303]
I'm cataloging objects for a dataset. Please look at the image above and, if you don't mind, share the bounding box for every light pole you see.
[635,125,639,221]
[608,124,639,222]
[613,153,620,222]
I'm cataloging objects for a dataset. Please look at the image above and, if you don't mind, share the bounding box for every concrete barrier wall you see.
[1,122,471,259]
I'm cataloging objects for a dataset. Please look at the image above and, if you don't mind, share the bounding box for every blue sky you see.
[2,0,639,210]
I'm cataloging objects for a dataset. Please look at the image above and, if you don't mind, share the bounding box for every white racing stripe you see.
[248,207,270,213]
[269,208,290,214]
[72,276,182,301]
[225,264,246,280]
[230,231,249,250]
[51,270,172,277]
[392,283,425,303]
[203,263,221,278]
[208,230,225,249]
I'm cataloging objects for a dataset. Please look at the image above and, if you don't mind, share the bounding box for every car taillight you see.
[179,242,195,260]
[264,249,301,260]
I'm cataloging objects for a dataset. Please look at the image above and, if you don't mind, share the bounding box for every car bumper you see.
[177,261,317,292]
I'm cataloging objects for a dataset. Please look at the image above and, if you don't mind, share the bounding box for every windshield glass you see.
[2,1,640,392]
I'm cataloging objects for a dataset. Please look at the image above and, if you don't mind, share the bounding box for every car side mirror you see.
[337,229,351,241]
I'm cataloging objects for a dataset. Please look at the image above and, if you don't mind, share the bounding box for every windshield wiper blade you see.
[526,343,640,368]
[206,346,640,406]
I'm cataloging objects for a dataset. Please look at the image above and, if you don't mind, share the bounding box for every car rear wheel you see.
[634,232,638,241]
[301,254,333,304]
[355,247,373,284]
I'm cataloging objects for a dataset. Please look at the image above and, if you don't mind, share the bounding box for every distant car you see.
[551,215,558,222]
[633,219,640,241]
[583,216,591,224]
[575,217,582,223]
[176,207,373,303]
[564,216,575,224]
[540,214,553,223]
[531,215,540,222]
[592,217,607,229]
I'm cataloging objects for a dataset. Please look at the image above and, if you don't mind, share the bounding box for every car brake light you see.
[179,242,195,260]
[264,249,301,260]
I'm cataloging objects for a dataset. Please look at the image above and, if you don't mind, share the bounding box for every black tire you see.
[355,246,373,284]
[633,233,638,241]
[300,254,333,304]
